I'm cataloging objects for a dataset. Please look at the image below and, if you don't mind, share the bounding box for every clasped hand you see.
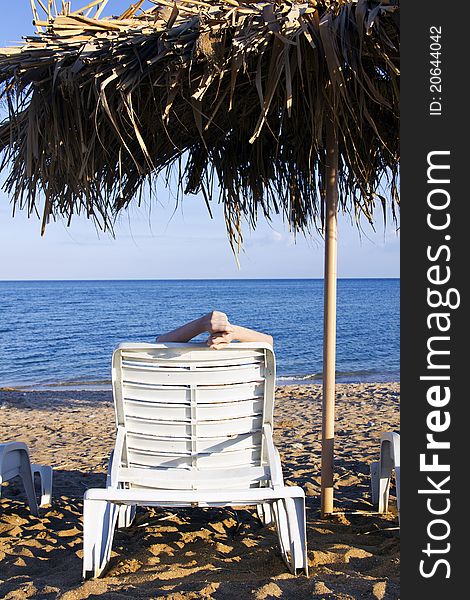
[202,311,235,350]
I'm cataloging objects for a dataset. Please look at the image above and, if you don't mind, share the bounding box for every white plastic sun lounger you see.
[0,442,53,516]
[370,432,400,523]
[83,342,308,578]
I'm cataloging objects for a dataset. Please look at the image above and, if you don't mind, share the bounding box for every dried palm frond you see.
[0,0,399,245]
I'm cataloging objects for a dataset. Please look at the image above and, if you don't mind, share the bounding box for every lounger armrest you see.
[262,424,284,489]
[107,428,126,489]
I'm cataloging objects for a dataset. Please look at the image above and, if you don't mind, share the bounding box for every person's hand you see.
[207,330,235,349]
[202,311,234,335]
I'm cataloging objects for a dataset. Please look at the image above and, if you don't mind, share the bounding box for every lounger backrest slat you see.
[123,415,264,438]
[121,381,264,404]
[112,343,276,491]
[125,431,262,454]
[117,465,270,491]
[126,447,262,469]
[123,397,264,422]
[121,363,264,386]
[120,348,265,364]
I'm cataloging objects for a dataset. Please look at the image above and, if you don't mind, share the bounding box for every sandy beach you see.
[0,383,399,599]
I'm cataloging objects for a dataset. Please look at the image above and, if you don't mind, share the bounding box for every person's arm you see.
[157,310,273,349]
[232,325,273,346]
[156,311,233,343]
[207,324,273,349]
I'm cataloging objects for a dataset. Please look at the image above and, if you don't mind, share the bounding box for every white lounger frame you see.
[370,432,400,523]
[83,343,308,578]
[0,442,53,515]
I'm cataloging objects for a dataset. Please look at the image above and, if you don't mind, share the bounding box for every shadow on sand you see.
[0,467,399,600]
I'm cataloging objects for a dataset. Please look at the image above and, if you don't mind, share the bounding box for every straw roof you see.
[0,0,399,245]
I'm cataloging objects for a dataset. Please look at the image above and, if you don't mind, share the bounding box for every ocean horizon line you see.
[0,276,400,283]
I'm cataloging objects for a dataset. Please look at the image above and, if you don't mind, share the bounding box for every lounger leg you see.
[284,496,308,575]
[370,461,380,506]
[378,441,393,514]
[272,497,308,576]
[32,464,53,507]
[272,499,291,570]
[256,503,274,526]
[395,465,401,524]
[378,471,391,514]
[117,504,136,529]
[83,498,118,579]
[19,453,39,517]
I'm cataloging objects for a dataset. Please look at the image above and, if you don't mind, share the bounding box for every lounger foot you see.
[117,504,136,529]
[15,452,40,517]
[273,497,308,576]
[31,464,53,507]
[370,433,400,525]
[370,461,379,505]
[83,498,119,578]
[256,503,274,526]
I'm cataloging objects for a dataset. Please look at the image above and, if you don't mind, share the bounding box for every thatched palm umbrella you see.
[0,0,399,516]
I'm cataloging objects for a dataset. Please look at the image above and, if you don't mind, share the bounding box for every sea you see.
[0,279,399,389]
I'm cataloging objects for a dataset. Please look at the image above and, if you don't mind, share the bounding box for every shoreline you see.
[0,383,400,599]
[0,376,400,393]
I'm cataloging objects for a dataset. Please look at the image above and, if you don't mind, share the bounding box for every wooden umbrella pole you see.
[320,120,339,517]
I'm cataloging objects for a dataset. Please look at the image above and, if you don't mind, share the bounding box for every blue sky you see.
[0,1,399,280]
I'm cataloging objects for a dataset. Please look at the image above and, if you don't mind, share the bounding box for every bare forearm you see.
[231,325,273,347]
[156,316,206,342]
[156,311,273,348]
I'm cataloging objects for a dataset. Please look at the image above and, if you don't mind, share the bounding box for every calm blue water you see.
[0,279,399,388]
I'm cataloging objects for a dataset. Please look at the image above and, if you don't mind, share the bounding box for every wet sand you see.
[0,383,400,599]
